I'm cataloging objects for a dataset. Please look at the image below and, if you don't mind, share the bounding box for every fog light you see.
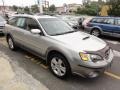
[88,72,99,78]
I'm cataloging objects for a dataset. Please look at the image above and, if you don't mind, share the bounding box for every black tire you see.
[91,29,101,37]
[7,36,17,51]
[48,53,71,79]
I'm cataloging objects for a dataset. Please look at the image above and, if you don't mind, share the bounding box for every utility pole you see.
[1,0,5,16]
[37,0,43,14]
[44,0,49,14]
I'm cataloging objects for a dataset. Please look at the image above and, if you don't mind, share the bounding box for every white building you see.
[56,3,82,14]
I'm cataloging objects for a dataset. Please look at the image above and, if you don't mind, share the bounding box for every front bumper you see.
[73,61,112,78]
[71,49,114,78]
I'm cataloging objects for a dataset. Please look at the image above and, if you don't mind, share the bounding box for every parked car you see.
[5,15,113,79]
[82,17,93,29]
[85,17,120,37]
[56,15,84,29]
[0,16,6,34]
[69,16,85,29]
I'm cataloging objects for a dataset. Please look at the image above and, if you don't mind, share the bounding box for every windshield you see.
[39,18,76,36]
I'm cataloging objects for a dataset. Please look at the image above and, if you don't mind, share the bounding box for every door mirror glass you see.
[31,29,41,34]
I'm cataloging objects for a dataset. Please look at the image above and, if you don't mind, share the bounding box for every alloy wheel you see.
[51,57,66,76]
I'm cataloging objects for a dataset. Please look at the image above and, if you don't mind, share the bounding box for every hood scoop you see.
[82,36,90,40]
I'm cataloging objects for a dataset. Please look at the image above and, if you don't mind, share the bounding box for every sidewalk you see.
[0,51,49,90]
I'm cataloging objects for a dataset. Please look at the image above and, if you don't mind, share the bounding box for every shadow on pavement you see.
[100,35,120,42]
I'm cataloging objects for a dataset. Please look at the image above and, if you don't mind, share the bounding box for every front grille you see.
[104,49,110,60]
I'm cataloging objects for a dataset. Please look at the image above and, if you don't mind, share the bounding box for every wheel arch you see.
[6,33,13,42]
[47,49,72,78]
[47,50,67,63]
[46,48,71,68]
[90,27,102,34]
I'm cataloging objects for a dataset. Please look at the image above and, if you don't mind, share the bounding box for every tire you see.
[91,29,101,37]
[48,53,71,79]
[7,36,17,51]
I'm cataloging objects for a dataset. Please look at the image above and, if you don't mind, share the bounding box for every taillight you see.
[86,22,92,27]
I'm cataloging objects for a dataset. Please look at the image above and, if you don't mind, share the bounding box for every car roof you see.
[12,14,57,19]
[93,16,120,19]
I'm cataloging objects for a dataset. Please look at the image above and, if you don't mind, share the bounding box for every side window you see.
[91,18,97,23]
[16,18,26,29]
[116,19,120,26]
[26,18,40,31]
[96,18,104,23]
[9,17,18,26]
[103,18,114,25]
[91,18,104,23]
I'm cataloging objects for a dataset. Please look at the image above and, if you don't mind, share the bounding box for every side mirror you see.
[31,29,41,34]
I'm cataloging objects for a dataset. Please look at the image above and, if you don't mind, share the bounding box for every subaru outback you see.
[5,15,114,79]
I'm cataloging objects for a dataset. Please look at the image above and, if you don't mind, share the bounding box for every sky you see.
[0,0,83,7]
[0,0,99,7]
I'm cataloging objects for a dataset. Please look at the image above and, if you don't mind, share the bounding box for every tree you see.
[17,7,24,14]
[49,4,56,13]
[24,6,30,14]
[12,5,18,11]
[82,0,91,5]
[76,1,100,16]
[31,5,39,13]
[107,0,120,16]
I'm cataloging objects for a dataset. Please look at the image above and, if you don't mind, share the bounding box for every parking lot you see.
[0,33,120,90]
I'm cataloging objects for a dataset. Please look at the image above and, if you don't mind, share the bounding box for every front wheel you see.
[91,29,101,37]
[48,53,71,79]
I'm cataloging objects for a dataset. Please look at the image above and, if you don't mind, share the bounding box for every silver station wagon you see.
[5,15,114,79]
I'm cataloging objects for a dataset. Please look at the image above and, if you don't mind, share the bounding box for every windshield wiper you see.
[63,30,76,34]
[52,31,76,36]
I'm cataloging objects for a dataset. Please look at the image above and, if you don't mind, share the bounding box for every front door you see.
[21,18,48,57]
[102,18,115,33]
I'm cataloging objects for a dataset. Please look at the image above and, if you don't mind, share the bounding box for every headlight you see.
[79,52,90,61]
[90,54,103,62]
[80,52,103,62]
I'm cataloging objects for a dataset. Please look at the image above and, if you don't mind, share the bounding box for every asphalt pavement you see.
[0,34,120,90]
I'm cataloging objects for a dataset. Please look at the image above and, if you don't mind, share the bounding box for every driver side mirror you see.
[31,29,41,34]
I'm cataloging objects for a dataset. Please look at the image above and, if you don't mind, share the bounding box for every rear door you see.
[7,17,19,41]
[12,17,27,45]
[89,18,104,28]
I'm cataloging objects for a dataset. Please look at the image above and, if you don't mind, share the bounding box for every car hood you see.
[51,31,106,52]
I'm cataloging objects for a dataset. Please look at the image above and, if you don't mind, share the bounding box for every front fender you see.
[45,46,75,66]
[92,26,103,33]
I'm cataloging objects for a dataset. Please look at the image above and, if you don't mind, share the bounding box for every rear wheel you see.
[48,53,71,79]
[91,29,101,37]
[7,36,17,50]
